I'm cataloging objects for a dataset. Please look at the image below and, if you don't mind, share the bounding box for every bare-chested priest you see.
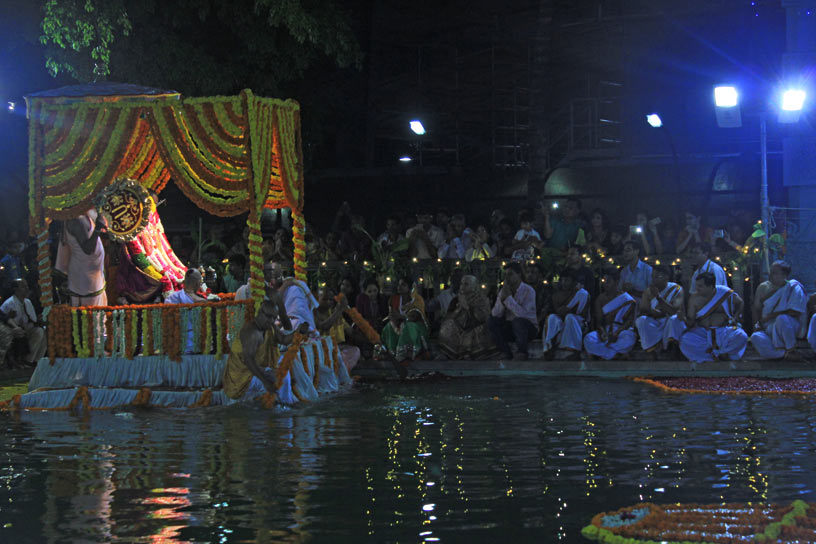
[749,260,807,361]
[679,272,746,363]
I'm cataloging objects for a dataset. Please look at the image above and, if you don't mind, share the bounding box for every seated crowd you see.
[0,197,813,370]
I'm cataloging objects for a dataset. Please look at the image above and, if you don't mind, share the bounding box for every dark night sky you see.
[0,0,796,236]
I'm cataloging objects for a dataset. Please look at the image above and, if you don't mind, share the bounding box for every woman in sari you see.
[437,275,497,360]
[355,280,386,331]
[379,277,430,362]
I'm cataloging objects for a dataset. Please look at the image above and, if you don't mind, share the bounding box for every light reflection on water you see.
[1,377,816,543]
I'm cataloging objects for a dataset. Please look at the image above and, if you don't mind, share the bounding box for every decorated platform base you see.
[582,500,814,543]
[0,337,351,411]
[634,377,816,395]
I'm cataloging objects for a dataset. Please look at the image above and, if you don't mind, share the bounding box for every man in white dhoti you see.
[58,209,108,306]
[584,268,637,360]
[542,269,589,360]
[750,260,807,360]
[680,272,746,363]
[635,266,684,355]
[267,261,318,335]
[688,243,727,295]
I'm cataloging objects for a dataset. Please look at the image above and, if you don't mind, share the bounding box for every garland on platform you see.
[143,309,152,356]
[47,300,251,361]
[633,377,816,395]
[36,225,53,321]
[581,501,813,544]
[277,332,308,389]
[292,209,307,280]
[334,293,381,345]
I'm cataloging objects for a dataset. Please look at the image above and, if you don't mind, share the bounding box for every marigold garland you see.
[132,387,152,407]
[634,376,816,396]
[124,309,134,359]
[277,332,308,389]
[190,389,213,408]
[215,308,223,359]
[581,501,813,544]
[221,307,230,355]
[47,300,252,362]
[143,308,152,356]
[259,392,277,409]
[335,293,381,345]
[204,307,213,354]
[105,310,113,354]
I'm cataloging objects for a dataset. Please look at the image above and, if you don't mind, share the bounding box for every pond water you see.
[2,377,816,543]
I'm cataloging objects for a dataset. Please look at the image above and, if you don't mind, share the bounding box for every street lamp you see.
[646,113,678,166]
[399,156,412,163]
[779,89,806,123]
[409,120,426,135]
[714,85,741,127]
[645,113,663,128]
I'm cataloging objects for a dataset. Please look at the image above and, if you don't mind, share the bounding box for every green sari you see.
[379,291,430,362]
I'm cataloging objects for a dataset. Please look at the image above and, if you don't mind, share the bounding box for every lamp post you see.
[712,85,807,280]
[646,113,679,167]
[759,112,770,279]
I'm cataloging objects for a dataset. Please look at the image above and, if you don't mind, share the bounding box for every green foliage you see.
[40,0,132,81]
[40,0,363,92]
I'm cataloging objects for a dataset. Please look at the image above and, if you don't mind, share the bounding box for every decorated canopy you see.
[26,83,308,314]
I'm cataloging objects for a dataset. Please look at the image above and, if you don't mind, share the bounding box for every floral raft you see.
[582,500,815,543]
[633,377,816,395]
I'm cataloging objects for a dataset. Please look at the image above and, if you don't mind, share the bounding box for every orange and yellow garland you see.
[46,299,253,362]
[633,376,816,395]
[582,500,812,544]
[335,293,381,345]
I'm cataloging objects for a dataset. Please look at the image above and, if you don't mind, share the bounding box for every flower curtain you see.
[28,89,305,314]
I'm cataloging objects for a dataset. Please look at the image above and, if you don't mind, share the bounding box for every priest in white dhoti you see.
[635,265,684,353]
[542,269,589,360]
[680,272,746,363]
[268,262,318,334]
[688,242,727,295]
[750,260,807,360]
[57,209,108,306]
[584,268,637,360]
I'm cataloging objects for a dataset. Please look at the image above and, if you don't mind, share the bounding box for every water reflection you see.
[0,378,815,542]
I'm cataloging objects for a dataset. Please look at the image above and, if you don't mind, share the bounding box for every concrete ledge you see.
[353,358,816,379]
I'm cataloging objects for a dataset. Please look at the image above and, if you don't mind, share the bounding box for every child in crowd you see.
[512,213,542,261]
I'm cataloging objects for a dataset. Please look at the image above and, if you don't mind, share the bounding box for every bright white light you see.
[410,120,426,135]
[646,113,663,128]
[782,89,806,111]
[7,101,14,112]
[714,86,738,107]
[422,503,435,511]
[399,156,412,162]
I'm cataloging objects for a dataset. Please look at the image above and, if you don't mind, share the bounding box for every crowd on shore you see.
[0,197,810,372]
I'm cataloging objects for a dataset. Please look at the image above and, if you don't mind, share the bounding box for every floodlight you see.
[714,86,741,127]
[409,120,426,135]
[779,89,807,123]
[399,156,412,162]
[714,86,738,107]
[646,113,663,128]
[782,89,806,111]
